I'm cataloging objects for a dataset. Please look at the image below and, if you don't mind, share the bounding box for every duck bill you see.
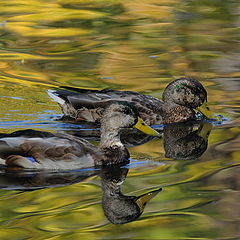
[196,101,213,119]
[196,122,212,141]
[136,188,162,212]
[134,117,161,137]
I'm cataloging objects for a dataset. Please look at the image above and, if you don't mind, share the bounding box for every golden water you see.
[0,0,239,239]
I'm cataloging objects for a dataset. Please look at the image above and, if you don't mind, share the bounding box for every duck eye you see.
[181,83,190,88]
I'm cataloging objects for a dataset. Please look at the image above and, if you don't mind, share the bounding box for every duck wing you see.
[48,87,163,124]
[0,129,97,170]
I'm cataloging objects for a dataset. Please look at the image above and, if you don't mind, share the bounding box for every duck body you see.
[0,129,99,169]
[48,77,213,125]
[49,88,163,125]
[0,102,160,169]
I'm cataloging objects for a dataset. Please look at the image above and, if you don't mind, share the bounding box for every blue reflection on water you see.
[0,96,24,100]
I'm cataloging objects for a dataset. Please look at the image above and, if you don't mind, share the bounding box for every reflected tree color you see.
[0,163,161,225]
[0,0,239,239]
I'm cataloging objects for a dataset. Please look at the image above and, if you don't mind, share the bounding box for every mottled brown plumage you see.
[48,77,212,125]
[0,102,159,169]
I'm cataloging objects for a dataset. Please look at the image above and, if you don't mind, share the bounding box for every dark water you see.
[0,0,239,239]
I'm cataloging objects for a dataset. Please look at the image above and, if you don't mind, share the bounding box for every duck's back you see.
[0,129,97,170]
[48,87,163,125]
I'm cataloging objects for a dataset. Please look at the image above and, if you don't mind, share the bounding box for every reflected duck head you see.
[163,121,212,160]
[100,165,161,224]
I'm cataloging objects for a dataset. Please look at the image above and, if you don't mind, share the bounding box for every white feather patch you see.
[0,158,5,165]
[47,90,65,105]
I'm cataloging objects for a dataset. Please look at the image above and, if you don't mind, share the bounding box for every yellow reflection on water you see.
[0,0,239,239]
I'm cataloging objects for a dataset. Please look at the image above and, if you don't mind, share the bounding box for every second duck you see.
[48,77,213,125]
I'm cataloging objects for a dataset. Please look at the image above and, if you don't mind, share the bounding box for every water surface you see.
[0,0,239,239]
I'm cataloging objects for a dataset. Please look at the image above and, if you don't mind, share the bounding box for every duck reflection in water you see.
[100,164,161,224]
[163,121,212,160]
[0,163,161,224]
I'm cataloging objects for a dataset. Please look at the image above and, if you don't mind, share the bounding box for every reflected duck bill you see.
[134,117,161,137]
[136,188,162,212]
[196,122,212,141]
[196,101,214,119]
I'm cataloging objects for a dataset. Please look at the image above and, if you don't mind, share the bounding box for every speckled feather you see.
[49,77,208,125]
[0,103,147,169]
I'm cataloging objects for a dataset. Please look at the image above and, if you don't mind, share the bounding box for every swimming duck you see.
[48,77,213,125]
[0,102,160,169]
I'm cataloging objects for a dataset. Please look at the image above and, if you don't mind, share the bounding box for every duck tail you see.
[47,90,65,105]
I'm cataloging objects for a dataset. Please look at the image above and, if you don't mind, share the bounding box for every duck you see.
[48,77,213,125]
[0,102,160,169]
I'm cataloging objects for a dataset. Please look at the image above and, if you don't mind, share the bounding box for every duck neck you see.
[100,127,123,149]
[102,181,123,198]
[99,125,130,165]
[100,166,128,198]
[161,102,195,124]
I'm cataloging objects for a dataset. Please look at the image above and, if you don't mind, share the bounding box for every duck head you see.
[100,101,160,148]
[97,101,161,166]
[162,78,213,123]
